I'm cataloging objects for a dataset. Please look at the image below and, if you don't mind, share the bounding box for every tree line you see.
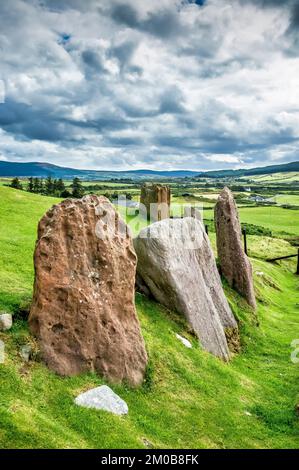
[10,176,85,198]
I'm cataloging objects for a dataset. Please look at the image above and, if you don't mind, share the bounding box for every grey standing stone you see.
[0,313,12,331]
[75,385,128,415]
[214,187,257,310]
[134,218,238,361]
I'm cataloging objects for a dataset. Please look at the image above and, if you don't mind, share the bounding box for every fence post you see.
[297,248,299,275]
[242,226,248,255]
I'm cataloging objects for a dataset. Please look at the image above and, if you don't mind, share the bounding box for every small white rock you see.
[176,333,192,349]
[0,313,13,331]
[75,385,128,415]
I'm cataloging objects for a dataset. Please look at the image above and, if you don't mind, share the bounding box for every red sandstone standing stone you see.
[29,195,148,386]
[214,187,257,310]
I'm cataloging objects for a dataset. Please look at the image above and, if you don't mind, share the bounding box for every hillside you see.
[240,172,299,184]
[0,186,298,449]
[0,160,298,181]
[0,161,198,180]
[196,162,299,179]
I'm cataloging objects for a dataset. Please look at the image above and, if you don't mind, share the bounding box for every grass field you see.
[241,172,299,183]
[203,205,299,237]
[0,186,298,449]
[271,194,299,206]
[0,187,61,312]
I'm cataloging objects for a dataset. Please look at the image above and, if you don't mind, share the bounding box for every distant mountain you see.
[0,160,298,180]
[0,161,198,180]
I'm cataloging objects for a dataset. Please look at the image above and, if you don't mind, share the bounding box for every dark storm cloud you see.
[110,4,139,28]
[0,100,84,142]
[81,50,106,73]
[111,3,182,38]
[289,2,299,29]
[38,0,98,12]
[239,0,294,7]
[159,88,186,115]
[0,101,62,141]
[105,135,143,147]
[0,99,130,143]
[108,41,137,70]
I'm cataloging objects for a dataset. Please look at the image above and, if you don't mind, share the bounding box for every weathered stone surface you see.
[75,385,128,415]
[140,183,171,222]
[134,218,238,361]
[29,195,147,386]
[0,313,12,331]
[214,187,257,310]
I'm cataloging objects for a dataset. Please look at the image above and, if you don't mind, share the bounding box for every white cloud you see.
[206,154,243,164]
[0,0,298,170]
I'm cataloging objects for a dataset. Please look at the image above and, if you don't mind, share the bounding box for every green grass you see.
[271,194,299,206]
[0,186,299,449]
[0,178,12,186]
[240,172,299,183]
[0,187,61,312]
[204,205,299,237]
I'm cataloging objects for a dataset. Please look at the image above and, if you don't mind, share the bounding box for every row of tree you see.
[10,176,85,198]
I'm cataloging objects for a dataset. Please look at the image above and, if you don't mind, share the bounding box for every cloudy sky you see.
[0,0,299,171]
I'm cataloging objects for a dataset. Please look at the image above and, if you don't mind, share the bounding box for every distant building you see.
[249,195,271,203]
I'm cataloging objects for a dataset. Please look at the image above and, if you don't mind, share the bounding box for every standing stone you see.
[214,187,256,310]
[29,195,147,386]
[134,218,238,361]
[140,183,171,222]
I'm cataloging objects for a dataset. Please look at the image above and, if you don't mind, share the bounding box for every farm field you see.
[241,172,299,183]
[271,194,299,206]
[203,205,299,237]
[2,176,299,237]
[0,185,298,449]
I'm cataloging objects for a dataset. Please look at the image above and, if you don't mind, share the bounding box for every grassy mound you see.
[0,186,298,449]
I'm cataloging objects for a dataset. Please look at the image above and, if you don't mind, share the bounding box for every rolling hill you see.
[0,161,197,180]
[195,161,299,179]
[0,160,298,180]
